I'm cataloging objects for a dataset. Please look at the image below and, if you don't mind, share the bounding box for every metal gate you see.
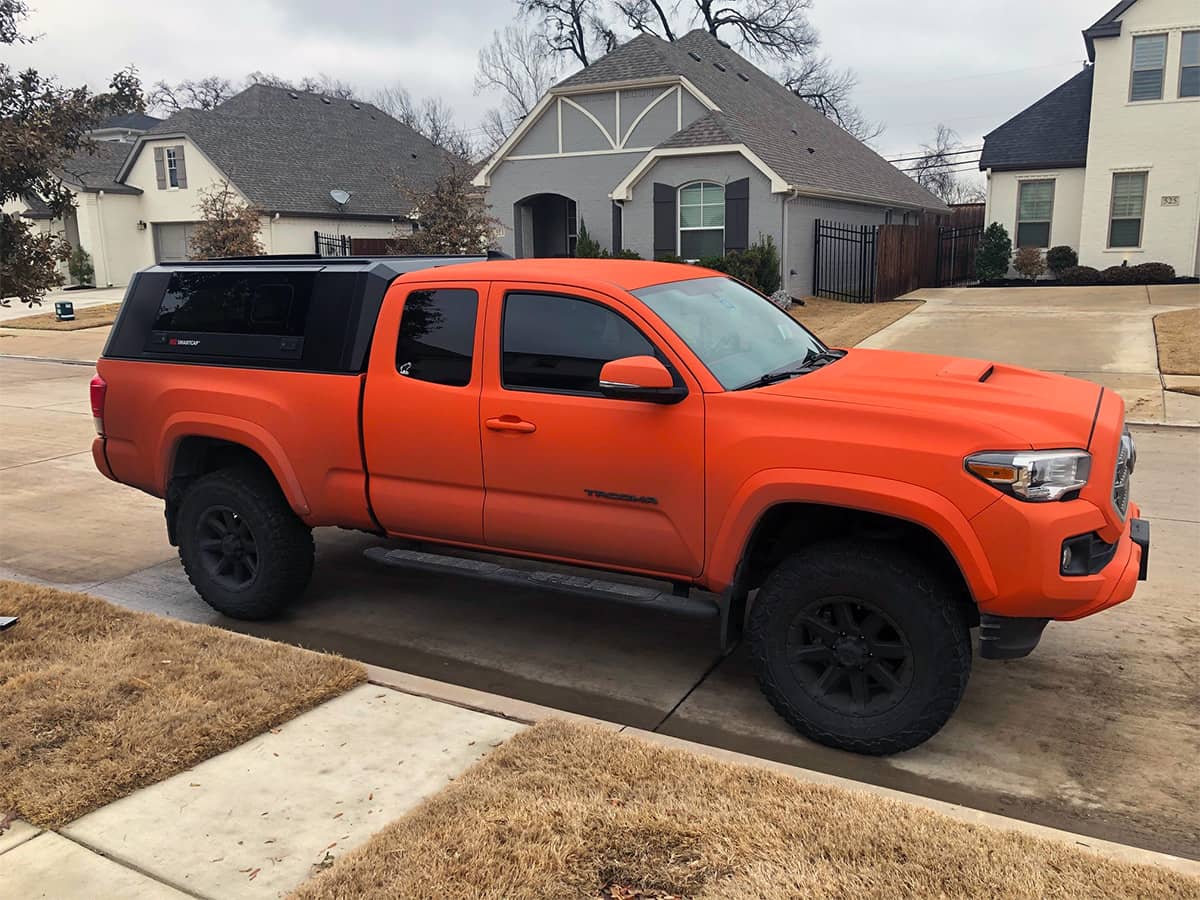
[813,219,877,303]
[314,231,351,257]
[935,224,983,286]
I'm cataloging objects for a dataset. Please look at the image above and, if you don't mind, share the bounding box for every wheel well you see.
[165,437,274,545]
[738,503,979,627]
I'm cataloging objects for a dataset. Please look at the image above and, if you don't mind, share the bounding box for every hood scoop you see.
[937,359,995,383]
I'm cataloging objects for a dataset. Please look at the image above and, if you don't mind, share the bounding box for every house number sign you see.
[1161,195,1180,206]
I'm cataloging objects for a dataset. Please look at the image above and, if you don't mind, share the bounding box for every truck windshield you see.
[633,276,826,390]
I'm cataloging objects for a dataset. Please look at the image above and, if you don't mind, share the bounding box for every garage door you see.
[153,222,198,262]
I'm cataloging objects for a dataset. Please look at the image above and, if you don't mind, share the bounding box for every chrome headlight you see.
[965,449,1091,502]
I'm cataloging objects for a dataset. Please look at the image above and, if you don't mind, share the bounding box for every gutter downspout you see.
[781,188,798,297]
[95,190,114,287]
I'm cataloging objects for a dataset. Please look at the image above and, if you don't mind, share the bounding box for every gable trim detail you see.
[609,144,790,201]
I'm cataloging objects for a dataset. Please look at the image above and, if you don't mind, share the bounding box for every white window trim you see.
[1107,170,1148,250]
[677,180,725,261]
[1014,178,1055,249]
[611,144,789,201]
[164,147,180,190]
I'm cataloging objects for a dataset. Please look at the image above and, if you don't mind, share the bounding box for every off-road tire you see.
[747,540,971,755]
[177,466,314,620]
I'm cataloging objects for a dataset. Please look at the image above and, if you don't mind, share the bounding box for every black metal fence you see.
[935,224,983,287]
[813,219,877,303]
[314,231,351,257]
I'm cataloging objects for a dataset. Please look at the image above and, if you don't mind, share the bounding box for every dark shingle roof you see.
[555,31,945,210]
[129,85,451,218]
[58,141,141,194]
[19,192,55,219]
[979,66,1093,171]
[97,112,162,131]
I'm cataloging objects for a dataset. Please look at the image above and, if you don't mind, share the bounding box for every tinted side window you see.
[395,289,478,387]
[502,292,655,395]
[153,272,314,336]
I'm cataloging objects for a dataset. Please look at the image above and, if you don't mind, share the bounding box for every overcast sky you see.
[9,0,1103,166]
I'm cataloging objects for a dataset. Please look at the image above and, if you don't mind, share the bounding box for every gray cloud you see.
[9,0,1102,170]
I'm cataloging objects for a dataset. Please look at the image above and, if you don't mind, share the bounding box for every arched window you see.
[678,181,724,259]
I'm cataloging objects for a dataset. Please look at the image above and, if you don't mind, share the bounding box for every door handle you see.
[485,415,536,434]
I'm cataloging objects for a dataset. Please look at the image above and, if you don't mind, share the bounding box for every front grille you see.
[1112,431,1132,518]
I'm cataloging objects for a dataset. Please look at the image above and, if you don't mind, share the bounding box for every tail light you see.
[90,373,107,436]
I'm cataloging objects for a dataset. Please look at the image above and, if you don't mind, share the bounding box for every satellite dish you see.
[330,189,352,208]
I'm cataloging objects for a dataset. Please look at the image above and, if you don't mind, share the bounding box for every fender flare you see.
[159,413,311,517]
[706,468,998,603]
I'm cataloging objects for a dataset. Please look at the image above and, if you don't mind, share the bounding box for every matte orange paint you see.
[94,259,1143,623]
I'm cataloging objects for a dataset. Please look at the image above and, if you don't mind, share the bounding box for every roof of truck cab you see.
[395,258,715,292]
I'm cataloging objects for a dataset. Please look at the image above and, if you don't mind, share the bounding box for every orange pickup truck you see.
[92,256,1149,754]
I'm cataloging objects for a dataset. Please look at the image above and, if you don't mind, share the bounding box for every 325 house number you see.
[1161,195,1180,206]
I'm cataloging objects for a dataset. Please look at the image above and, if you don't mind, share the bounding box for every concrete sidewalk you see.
[2,669,1196,900]
[0,684,523,899]
[0,287,125,323]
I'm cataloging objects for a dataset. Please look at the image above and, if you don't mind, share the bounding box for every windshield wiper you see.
[733,349,845,391]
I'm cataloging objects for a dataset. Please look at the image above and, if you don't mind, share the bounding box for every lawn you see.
[292,720,1198,900]
[3,301,122,331]
[0,581,364,828]
[789,296,922,347]
[1155,308,1199,382]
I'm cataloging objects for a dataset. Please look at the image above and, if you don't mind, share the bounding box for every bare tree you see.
[518,0,607,66]
[374,86,474,159]
[148,76,235,114]
[693,0,817,61]
[905,124,984,204]
[614,0,676,40]
[475,25,562,151]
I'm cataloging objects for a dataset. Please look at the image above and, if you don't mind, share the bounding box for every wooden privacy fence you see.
[814,215,979,302]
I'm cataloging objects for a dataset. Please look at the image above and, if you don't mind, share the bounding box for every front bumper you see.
[971,497,1148,622]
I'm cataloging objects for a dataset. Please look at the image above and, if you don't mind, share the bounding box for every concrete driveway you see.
[2,356,1198,859]
[863,283,1200,425]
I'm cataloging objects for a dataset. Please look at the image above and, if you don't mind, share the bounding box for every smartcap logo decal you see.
[169,338,200,347]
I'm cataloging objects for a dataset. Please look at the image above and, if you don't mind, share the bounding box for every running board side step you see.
[364,547,719,619]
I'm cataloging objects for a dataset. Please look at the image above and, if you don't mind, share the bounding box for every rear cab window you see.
[395,288,479,387]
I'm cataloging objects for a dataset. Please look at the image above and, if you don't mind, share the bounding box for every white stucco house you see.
[980,0,1200,276]
[10,87,451,288]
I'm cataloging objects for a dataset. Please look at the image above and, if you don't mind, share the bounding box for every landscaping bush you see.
[1013,247,1047,281]
[1131,262,1176,284]
[574,220,604,258]
[1100,264,1139,285]
[657,236,781,294]
[613,248,643,260]
[1057,265,1101,285]
[67,246,95,286]
[1045,245,1078,275]
[975,223,1012,282]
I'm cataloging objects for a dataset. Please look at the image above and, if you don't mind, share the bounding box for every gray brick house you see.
[473,30,946,296]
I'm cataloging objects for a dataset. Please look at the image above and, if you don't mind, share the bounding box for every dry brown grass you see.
[3,301,122,330]
[0,580,365,827]
[1156,308,1200,376]
[292,720,1199,900]
[790,297,922,348]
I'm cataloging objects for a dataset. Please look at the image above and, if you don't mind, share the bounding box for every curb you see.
[0,353,96,367]
[363,663,1200,878]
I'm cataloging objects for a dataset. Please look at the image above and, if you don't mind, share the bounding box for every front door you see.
[479,283,705,578]
[362,282,486,543]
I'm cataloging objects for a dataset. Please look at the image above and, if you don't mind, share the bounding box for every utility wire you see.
[885,146,982,163]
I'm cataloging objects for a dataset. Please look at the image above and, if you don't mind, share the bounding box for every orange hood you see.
[760,349,1103,450]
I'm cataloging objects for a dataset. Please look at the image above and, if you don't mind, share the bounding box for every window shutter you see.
[653,183,675,258]
[724,177,750,252]
[611,201,622,254]
[153,147,166,189]
[175,145,188,188]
